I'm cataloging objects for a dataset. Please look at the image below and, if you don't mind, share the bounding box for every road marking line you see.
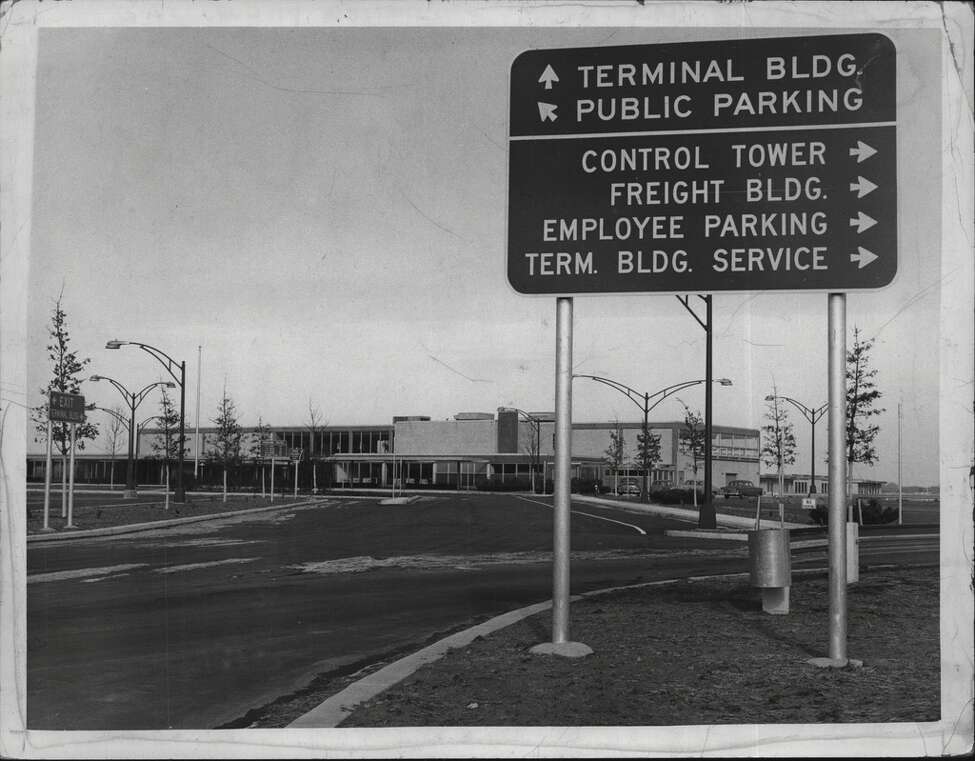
[27,563,148,584]
[516,496,647,536]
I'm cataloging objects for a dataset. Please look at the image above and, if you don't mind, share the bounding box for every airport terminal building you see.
[27,408,762,492]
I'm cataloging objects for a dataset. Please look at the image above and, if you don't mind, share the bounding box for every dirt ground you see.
[335,567,939,727]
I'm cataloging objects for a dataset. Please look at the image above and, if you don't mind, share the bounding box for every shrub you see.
[810,498,898,525]
[651,487,705,505]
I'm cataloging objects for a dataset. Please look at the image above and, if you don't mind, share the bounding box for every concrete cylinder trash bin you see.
[748,528,791,614]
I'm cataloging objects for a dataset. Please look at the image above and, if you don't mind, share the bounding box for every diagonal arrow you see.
[849,141,878,163]
[850,247,879,269]
[538,64,559,90]
[849,211,877,234]
[849,176,878,198]
[537,102,558,122]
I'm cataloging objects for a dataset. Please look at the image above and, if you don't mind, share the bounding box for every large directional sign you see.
[48,391,85,423]
[507,34,896,294]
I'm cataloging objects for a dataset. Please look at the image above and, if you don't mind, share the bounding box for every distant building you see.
[27,407,761,491]
[758,472,884,496]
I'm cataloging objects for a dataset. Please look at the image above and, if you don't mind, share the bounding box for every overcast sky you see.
[25,25,943,484]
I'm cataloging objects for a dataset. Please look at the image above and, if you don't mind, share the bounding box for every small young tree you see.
[636,423,661,502]
[103,405,126,489]
[677,400,707,507]
[250,416,273,495]
[761,386,797,497]
[32,294,99,504]
[846,327,885,480]
[208,387,243,492]
[151,387,185,490]
[522,419,542,493]
[33,295,100,452]
[604,420,626,495]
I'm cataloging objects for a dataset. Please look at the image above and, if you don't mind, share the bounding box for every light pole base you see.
[806,657,863,669]
[530,641,593,658]
[38,527,56,533]
[123,489,138,498]
[63,524,79,531]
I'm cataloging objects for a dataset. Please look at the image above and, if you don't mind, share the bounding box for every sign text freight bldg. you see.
[507,34,896,294]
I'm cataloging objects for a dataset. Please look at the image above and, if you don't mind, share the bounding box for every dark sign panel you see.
[48,391,86,423]
[507,34,897,294]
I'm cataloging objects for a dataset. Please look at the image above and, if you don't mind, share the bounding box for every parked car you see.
[720,479,763,498]
[683,479,721,496]
[649,480,673,492]
[617,478,641,496]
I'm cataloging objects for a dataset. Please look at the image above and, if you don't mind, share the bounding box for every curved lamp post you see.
[107,340,187,502]
[765,395,828,495]
[575,375,732,520]
[89,375,175,496]
[502,407,547,494]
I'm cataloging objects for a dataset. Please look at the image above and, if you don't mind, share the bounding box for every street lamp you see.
[89,375,174,496]
[107,340,187,502]
[764,395,828,496]
[134,414,166,466]
[575,375,732,515]
[503,408,546,494]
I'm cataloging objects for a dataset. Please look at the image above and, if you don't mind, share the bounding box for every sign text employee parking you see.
[507,34,897,294]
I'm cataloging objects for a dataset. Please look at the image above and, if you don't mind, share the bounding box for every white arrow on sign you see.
[849,211,878,233]
[538,65,559,90]
[849,141,878,163]
[537,102,558,122]
[849,176,878,198]
[850,247,879,269]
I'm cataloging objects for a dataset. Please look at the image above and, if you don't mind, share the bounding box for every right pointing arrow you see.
[849,141,878,163]
[850,247,879,269]
[849,176,878,198]
[849,211,878,234]
[537,102,558,122]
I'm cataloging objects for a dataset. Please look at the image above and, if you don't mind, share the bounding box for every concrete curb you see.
[287,566,835,729]
[26,498,330,543]
[572,494,808,531]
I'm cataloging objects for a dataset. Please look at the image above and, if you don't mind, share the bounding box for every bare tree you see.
[305,399,327,491]
[677,399,707,507]
[104,405,126,489]
[604,419,626,495]
[305,398,325,457]
[761,384,797,498]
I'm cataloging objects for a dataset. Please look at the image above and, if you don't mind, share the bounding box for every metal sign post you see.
[42,420,54,532]
[65,422,77,529]
[47,392,85,529]
[808,293,860,668]
[529,298,592,658]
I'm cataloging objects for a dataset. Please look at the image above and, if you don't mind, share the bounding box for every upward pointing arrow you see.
[538,64,559,90]
[537,102,558,122]
[849,211,878,234]
[849,141,878,163]
[849,176,878,198]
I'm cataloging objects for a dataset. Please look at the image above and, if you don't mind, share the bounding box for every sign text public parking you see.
[507,34,896,294]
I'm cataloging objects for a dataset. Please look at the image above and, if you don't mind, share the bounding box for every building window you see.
[793,480,808,493]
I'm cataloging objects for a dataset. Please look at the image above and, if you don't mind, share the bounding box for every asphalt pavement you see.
[26,491,937,731]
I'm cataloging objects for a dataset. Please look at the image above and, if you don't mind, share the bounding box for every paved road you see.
[26,493,936,730]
